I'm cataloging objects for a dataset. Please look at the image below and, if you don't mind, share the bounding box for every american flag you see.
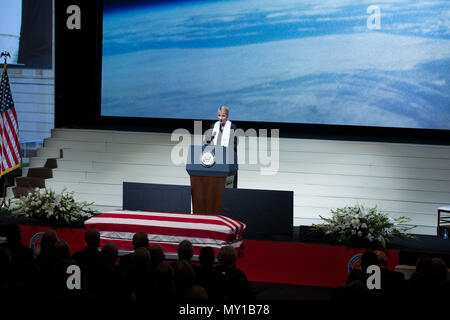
[85,210,246,259]
[0,64,21,176]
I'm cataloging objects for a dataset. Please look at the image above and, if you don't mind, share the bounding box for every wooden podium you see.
[186,145,238,214]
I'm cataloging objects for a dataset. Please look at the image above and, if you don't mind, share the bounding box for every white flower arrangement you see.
[11,188,99,225]
[313,205,414,248]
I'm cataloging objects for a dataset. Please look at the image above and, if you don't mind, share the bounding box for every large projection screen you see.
[101,0,450,130]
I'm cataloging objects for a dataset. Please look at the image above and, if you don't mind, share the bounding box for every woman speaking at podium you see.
[209,105,238,188]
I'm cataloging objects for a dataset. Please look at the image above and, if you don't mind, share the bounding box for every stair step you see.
[16,177,46,188]
[12,186,35,198]
[44,158,58,169]
[27,167,53,179]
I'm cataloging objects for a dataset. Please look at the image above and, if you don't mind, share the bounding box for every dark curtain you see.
[18,0,53,69]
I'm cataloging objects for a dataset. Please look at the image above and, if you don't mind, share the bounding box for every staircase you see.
[12,158,58,197]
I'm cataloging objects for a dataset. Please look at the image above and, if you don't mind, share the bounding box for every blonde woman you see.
[209,105,238,188]
[210,106,237,151]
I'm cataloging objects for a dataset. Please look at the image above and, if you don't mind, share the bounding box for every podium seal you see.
[201,150,215,167]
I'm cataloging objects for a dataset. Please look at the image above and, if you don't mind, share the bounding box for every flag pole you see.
[0,52,10,207]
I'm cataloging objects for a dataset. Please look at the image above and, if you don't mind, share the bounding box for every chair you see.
[437,206,450,237]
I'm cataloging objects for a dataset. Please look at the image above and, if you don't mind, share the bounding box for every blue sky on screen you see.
[101,0,450,129]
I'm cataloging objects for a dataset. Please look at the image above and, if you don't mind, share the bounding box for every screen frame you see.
[54,0,450,145]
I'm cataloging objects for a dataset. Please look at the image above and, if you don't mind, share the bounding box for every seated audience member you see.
[36,230,58,263]
[174,260,208,301]
[361,251,378,274]
[347,251,378,286]
[2,224,34,264]
[70,228,102,294]
[100,243,129,301]
[53,240,73,296]
[153,262,175,301]
[196,246,224,302]
[430,258,450,298]
[9,254,40,302]
[173,240,200,277]
[131,247,152,301]
[416,255,433,277]
[55,240,70,262]
[0,247,11,292]
[430,258,448,283]
[36,230,59,290]
[1,225,39,301]
[120,231,149,276]
[149,244,165,275]
[374,250,405,295]
[335,251,380,301]
[215,246,254,301]
[408,255,432,298]
[331,280,371,301]
[407,256,450,301]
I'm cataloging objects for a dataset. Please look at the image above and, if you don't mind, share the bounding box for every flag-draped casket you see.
[84,210,246,259]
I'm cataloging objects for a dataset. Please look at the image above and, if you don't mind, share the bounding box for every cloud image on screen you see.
[101,0,450,129]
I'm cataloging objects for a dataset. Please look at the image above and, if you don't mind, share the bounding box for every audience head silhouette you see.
[5,224,22,245]
[178,240,194,262]
[149,244,165,267]
[132,232,149,250]
[55,240,70,261]
[199,246,215,268]
[154,262,174,286]
[101,243,118,265]
[416,255,432,277]
[217,245,237,268]
[431,258,448,283]
[374,250,387,267]
[132,247,151,272]
[40,230,58,255]
[0,247,11,269]
[85,228,100,248]
[360,251,378,273]
[174,260,195,289]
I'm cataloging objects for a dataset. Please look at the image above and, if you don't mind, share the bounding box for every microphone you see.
[207,133,216,144]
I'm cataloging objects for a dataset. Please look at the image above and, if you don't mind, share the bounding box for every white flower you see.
[361,223,368,229]
[351,219,360,228]
[357,231,363,237]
